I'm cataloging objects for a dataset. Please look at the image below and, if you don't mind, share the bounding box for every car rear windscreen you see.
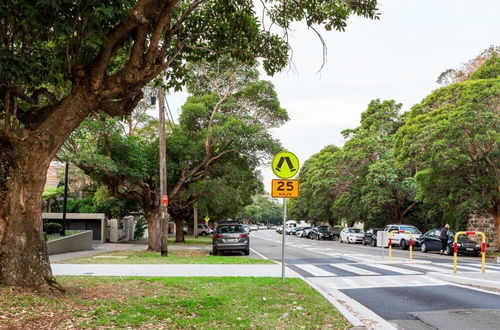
[217,225,245,233]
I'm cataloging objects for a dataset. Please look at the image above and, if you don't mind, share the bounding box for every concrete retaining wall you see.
[43,213,106,243]
[46,230,93,255]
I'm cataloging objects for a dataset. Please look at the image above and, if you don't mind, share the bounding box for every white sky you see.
[164,0,500,193]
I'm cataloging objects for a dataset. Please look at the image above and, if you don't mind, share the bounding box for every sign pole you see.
[282,197,286,283]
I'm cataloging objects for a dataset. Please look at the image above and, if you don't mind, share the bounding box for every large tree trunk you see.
[1,91,93,288]
[0,145,54,288]
[174,217,185,243]
[144,210,161,251]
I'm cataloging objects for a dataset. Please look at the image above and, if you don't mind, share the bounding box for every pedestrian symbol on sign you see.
[272,151,300,179]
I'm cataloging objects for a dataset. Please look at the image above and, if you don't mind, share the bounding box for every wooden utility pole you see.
[159,88,169,256]
[194,202,198,238]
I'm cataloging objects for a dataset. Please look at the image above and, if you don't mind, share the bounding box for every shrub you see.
[134,216,147,240]
[43,222,62,234]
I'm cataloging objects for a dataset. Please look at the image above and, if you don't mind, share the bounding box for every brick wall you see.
[467,214,498,249]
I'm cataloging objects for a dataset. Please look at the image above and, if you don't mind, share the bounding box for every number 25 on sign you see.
[272,179,299,198]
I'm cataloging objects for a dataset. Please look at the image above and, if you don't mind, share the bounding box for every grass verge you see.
[55,249,275,264]
[0,277,349,329]
[168,236,212,245]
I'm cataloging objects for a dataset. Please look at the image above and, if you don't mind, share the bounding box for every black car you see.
[309,226,334,240]
[362,228,382,246]
[212,222,249,256]
[419,229,481,256]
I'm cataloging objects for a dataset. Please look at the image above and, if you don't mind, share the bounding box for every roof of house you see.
[45,163,62,188]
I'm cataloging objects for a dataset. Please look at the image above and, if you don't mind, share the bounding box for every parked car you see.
[197,224,213,236]
[419,229,481,256]
[212,222,249,256]
[276,225,283,234]
[294,226,312,237]
[363,228,383,246]
[309,226,334,240]
[258,225,268,230]
[340,228,364,244]
[299,226,314,238]
[242,225,250,233]
[383,224,422,249]
[249,224,258,232]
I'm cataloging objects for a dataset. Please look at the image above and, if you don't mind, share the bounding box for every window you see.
[217,225,244,234]
[349,229,362,233]
[400,226,421,234]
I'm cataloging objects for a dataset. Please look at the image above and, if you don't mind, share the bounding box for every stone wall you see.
[467,214,498,249]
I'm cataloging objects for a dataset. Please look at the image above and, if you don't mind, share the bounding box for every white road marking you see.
[331,263,380,276]
[404,263,453,273]
[295,264,336,277]
[364,263,421,275]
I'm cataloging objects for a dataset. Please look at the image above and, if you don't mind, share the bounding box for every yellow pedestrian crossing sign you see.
[272,151,299,179]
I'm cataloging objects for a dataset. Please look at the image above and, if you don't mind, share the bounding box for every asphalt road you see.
[250,229,500,330]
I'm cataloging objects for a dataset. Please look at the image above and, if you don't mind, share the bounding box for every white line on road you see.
[364,263,422,275]
[331,263,380,276]
[295,264,336,277]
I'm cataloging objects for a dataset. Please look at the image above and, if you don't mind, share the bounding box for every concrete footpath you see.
[52,264,299,277]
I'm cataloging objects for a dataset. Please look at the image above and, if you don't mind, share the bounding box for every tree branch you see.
[99,91,144,117]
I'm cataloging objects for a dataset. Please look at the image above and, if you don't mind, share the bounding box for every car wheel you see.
[372,239,377,247]
[201,232,207,236]
[421,242,427,253]
[362,238,367,246]
[340,237,343,243]
[244,249,250,256]
[400,239,407,250]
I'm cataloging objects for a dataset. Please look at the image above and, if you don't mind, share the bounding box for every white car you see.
[258,225,268,230]
[340,228,364,244]
[249,224,258,231]
[297,227,313,238]
[383,224,422,249]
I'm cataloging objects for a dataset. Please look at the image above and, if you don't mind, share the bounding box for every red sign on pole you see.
[162,195,168,207]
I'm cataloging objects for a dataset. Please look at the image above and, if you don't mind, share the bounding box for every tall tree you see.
[329,99,416,227]
[61,60,287,249]
[395,52,500,246]
[289,145,340,224]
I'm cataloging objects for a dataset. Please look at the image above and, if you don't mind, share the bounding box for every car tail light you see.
[240,233,249,238]
[214,234,222,239]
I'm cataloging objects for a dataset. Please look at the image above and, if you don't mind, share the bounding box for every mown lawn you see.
[168,236,212,245]
[0,277,350,329]
[55,249,275,264]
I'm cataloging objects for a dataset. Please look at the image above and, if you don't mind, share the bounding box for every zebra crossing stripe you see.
[403,263,453,273]
[295,264,336,277]
[363,263,422,275]
[331,264,380,276]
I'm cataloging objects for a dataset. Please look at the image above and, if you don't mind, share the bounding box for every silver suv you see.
[212,222,249,256]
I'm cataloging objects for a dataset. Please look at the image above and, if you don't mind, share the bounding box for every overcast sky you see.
[165,0,500,193]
